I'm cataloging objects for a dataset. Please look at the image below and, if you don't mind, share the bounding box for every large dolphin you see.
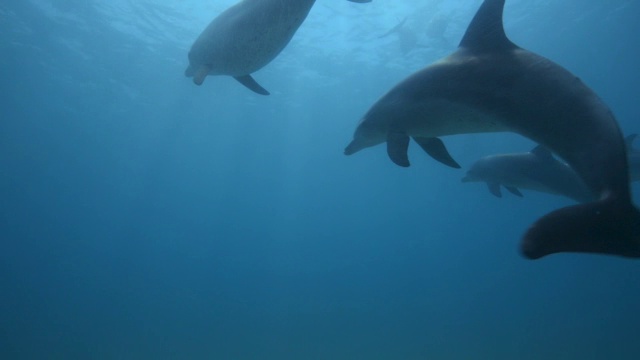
[461,146,596,203]
[344,0,640,259]
[185,0,371,95]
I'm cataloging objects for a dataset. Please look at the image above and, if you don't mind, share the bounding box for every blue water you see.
[2,0,640,359]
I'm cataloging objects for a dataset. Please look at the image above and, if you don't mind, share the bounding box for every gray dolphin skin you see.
[462,146,595,203]
[185,0,371,95]
[344,0,640,259]
[463,138,640,203]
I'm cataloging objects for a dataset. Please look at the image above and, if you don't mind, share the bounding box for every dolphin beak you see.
[461,175,471,183]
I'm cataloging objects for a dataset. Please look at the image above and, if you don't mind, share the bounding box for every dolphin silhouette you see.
[344,0,640,259]
[462,146,595,203]
[463,137,640,203]
[185,0,371,95]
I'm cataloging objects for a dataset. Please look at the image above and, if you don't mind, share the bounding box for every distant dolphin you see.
[378,17,420,55]
[185,0,371,95]
[378,17,408,39]
[461,146,595,203]
[344,0,640,259]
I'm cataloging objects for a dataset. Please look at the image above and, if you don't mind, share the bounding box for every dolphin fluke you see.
[522,199,640,259]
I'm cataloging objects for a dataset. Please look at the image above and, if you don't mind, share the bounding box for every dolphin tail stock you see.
[521,197,640,259]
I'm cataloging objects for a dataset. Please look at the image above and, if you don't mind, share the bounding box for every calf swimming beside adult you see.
[462,135,640,203]
[185,0,371,95]
[344,0,640,259]
[462,146,596,203]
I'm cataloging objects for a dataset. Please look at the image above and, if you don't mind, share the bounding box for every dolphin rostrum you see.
[344,0,640,259]
[185,0,371,95]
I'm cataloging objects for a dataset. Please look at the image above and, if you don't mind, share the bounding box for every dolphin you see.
[185,0,371,95]
[378,17,408,40]
[378,17,418,55]
[344,0,640,259]
[463,137,640,203]
[461,146,595,203]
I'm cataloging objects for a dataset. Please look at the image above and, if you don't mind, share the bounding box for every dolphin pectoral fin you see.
[522,199,640,259]
[234,75,270,95]
[487,182,502,198]
[193,65,210,86]
[387,130,410,167]
[505,186,523,197]
[412,137,461,168]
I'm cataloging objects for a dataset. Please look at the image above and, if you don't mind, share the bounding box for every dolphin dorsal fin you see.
[458,0,516,52]
[531,145,554,162]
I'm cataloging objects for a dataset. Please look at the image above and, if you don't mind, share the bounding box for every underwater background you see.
[1,0,640,359]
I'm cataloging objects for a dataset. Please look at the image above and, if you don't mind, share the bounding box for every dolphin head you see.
[462,157,498,183]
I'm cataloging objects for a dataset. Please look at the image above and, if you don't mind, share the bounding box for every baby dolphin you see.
[462,146,595,203]
[463,136,640,203]
[344,0,640,259]
[185,0,371,95]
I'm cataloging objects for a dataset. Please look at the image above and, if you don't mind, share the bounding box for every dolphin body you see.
[462,146,596,203]
[185,0,371,95]
[462,135,640,203]
[344,0,640,259]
